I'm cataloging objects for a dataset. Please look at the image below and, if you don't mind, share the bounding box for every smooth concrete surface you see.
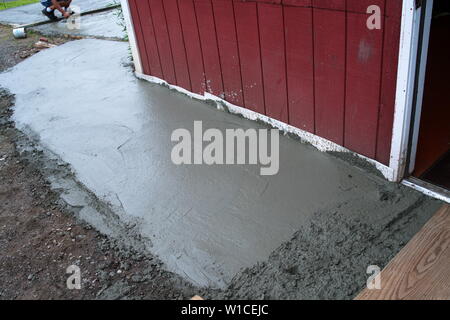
[0,0,112,24]
[33,10,125,39]
[0,39,428,288]
[0,0,123,39]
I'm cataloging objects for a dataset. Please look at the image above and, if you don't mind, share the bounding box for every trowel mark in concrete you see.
[0,39,441,289]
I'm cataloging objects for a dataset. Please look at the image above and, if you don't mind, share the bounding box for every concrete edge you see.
[134,72,395,182]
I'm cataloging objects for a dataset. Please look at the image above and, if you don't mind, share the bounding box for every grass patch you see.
[0,0,40,11]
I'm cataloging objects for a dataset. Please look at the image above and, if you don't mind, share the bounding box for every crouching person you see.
[41,0,72,21]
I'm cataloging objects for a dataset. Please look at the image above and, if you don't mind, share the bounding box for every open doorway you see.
[410,0,450,191]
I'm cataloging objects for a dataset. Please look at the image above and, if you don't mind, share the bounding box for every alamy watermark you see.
[171,121,280,176]
[66,265,81,290]
[66,5,81,30]
[366,265,382,290]
[367,5,382,30]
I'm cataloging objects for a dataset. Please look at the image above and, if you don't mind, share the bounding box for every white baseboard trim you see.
[135,72,395,181]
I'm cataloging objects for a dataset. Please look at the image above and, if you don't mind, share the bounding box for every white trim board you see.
[120,0,143,74]
[135,72,395,181]
[403,178,450,204]
[389,0,423,182]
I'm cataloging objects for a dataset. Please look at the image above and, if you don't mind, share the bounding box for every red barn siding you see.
[129,0,403,166]
[212,0,244,106]
[376,0,403,165]
[194,0,224,96]
[284,3,314,132]
[313,7,346,145]
[234,1,265,114]
[258,3,288,123]
[163,0,192,90]
[130,0,163,78]
[345,5,384,158]
[178,0,206,94]
[149,0,177,84]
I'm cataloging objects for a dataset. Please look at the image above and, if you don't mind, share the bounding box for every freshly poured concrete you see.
[0,39,437,288]
[0,0,123,39]
[0,0,112,24]
[33,10,125,39]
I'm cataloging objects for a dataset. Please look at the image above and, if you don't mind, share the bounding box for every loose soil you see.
[0,24,201,300]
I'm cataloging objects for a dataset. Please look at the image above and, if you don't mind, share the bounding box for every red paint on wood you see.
[376,0,402,165]
[347,0,385,13]
[194,0,224,96]
[258,3,288,122]
[149,0,177,84]
[313,8,345,145]
[344,12,384,158]
[163,0,192,90]
[178,0,206,94]
[285,5,314,132]
[128,0,150,75]
[212,0,244,106]
[234,1,265,114]
[283,0,311,7]
[256,0,282,4]
[313,0,345,10]
[133,0,163,78]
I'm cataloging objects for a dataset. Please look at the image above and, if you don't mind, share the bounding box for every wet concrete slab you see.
[0,0,123,39]
[33,10,125,39]
[0,39,441,288]
[0,0,112,24]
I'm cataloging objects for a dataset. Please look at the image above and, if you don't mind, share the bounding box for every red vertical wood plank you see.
[313,0,345,10]
[212,0,244,106]
[258,3,288,122]
[347,0,385,14]
[376,0,402,165]
[256,0,282,4]
[178,0,206,94]
[234,1,265,114]
[133,0,163,78]
[163,0,192,91]
[128,0,151,75]
[344,10,384,158]
[313,8,346,145]
[149,0,177,85]
[283,0,311,6]
[284,4,314,132]
[194,0,224,96]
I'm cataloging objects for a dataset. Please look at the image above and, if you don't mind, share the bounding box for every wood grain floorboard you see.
[356,205,450,300]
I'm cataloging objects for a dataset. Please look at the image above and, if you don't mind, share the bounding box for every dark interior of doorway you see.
[412,0,450,190]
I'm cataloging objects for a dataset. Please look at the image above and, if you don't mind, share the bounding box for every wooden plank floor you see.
[356,205,450,300]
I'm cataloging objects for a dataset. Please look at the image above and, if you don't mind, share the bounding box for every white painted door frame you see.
[389,0,425,182]
[120,0,143,75]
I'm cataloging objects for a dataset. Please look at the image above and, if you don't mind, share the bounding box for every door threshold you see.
[402,177,450,203]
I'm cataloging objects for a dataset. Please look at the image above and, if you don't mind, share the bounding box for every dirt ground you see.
[0,24,202,300]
